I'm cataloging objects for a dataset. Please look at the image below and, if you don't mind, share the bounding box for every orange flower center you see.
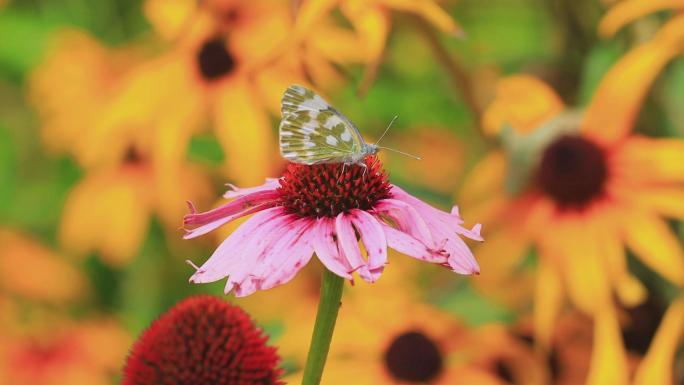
[197,37,236,81]
[277,156,391,218]
[383,331,443,383]
[537,135,607,210]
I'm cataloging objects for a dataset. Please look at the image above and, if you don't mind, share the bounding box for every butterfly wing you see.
[279,85,366,164]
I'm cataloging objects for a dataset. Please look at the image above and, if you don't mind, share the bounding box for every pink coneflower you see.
[184,156,482,297]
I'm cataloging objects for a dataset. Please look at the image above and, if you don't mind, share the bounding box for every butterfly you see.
[278,84,378,166]
[279,85,418,166]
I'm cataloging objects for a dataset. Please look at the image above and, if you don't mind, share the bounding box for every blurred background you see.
[1,0,683,384]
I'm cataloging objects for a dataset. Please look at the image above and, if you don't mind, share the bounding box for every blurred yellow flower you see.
[99,0,363,189]
[293,0,462,88]
[546,296,684,385]
[0,319,131,385]
[0,229,87,303]
[59,150,211,267]
[29,29,213,265]
[286,295,548,385]
[482,75,564,137]
[28,29,140,164]
[461,23,684,384]
[282,256,548,385]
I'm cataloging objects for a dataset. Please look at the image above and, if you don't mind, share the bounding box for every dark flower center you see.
[122,295,281,385]
[197,37,236,81]
[537,135,608,209]
[277,156,391,218]
[494,360,514,383]
[383,331,443,383]
[123,146,143,164]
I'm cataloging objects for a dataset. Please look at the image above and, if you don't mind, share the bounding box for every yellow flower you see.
[59,150,211,267]
[293,0,462,88]
[283,256,549,384]
[461,24,684,383]
[29,29,212,265]
[28,28,138,163]
[0,229,87,303]
[544,297,684,385]
[464,20,684,383]
[0,318,131,385]
[100,0,362,188]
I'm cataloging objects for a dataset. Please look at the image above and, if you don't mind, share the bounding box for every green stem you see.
[301,269,345,385]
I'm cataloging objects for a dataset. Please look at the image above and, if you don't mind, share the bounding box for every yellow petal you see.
[583,14,684,145]
[471,227,534,307]
[381,0,463,35]
[538,217,612,314]
[482,75,564,136]
[589,210,647,306]
[60,169,151,267]
[307,19,368,64]
[294,0,341,37]
[143,0,197,40]
[441,368,508,385]
[340,1,389,63]
[83,56,199,169]
[599,0,684,38]
[0,230,88,303]
[459,151,506,206]
[533,259,564,349]
[213,78,275,185]
[28,29,122,157]
[612,137,684,184]
[586,307,629,385]
[616,185,684,220]
[634,297,684,385]
[151,88,206,227]
[621,209,684,286]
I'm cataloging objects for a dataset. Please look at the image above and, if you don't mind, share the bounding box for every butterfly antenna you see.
[374,115,398,145]
[377,146,422,160]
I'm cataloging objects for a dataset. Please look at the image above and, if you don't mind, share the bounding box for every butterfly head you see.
[363,143,379,156]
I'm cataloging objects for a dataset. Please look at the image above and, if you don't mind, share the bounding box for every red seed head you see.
[277,156,392,218]
[122,295,282,385]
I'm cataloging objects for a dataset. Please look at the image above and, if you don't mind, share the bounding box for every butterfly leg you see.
[337,162,348,183]
[359,162,368,181]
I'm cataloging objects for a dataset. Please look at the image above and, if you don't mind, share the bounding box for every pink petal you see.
[223,178,280,199]
[382,224,448,264]
[312,217,354,280]
[350,210,387,278]
[390,185,465,227]
[183,203,274,240]
[335,213,374,282]
[374,199,436,249]
[188,207,290,283]
[223,214,302,291]
[257,220,316,293]
[390,185,481,273]
[456,223,484,242]
[430,223,480,274]
[183,189,279,239]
